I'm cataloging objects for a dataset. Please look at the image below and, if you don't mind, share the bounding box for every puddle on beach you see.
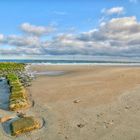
[0,78,10,110]
[33,71,66,76]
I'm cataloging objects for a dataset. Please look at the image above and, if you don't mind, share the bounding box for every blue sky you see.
[0,0,140,61]
[0,0,140,34]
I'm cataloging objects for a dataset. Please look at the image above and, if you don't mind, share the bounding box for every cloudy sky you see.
[0,0,140,61]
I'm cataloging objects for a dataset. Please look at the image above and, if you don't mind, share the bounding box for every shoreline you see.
[30,63,140,67]
[1,59,140,66]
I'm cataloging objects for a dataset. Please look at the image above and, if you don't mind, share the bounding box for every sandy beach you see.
[1,65,140,140]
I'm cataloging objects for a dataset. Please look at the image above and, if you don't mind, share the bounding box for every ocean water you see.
[0,59,140,65]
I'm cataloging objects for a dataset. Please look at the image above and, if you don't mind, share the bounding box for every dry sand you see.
[1,65,140,140]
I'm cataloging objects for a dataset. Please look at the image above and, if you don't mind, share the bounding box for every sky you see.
[0,0,140,61]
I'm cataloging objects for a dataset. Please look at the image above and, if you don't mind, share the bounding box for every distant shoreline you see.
[0,59,140,66]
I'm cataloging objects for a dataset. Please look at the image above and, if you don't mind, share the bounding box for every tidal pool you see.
[0,78,10,110]
[33,70,66,76]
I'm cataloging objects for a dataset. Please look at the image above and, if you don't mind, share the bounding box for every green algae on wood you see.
[7,74,30,111]
[11,116,40,136]
[0,62,25,76]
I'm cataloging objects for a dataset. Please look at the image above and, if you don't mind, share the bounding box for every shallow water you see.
[33,71,66,76]
[0,78,10,110]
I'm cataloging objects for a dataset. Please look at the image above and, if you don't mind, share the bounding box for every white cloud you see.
[1,17,140,61]
[0,35,41,47]
[102,7,124,15]
[20,23,56,36]
[76,16,140,57]
[0,34,4,41]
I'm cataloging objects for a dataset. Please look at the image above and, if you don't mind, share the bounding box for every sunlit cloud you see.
[20,23,56,36]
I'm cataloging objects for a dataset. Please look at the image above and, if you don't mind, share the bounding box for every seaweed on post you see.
[7,74,30,111]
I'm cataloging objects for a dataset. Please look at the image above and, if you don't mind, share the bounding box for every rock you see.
[125,106,131,110]
[109,120,114,125]
[103,120,114,128]
[77,123,85,128]
[65,136,68,139]
[9,104,15,109]
[73,100,80,103]
[17,112,26,118]
[11,116,40,136]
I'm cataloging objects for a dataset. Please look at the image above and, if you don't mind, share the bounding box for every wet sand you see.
[1,65,140,140]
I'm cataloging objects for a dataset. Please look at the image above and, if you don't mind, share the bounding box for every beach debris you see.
[73,99,81,103]
[77,123,85,128]
[96,113,105,119]
[11,116,40,136]
[125,106,131,110]
[65,136,68,139]
[109,120,114,125]
[103,120,114,128]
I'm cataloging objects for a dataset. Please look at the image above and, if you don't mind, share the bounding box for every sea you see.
[0,59,140,66]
